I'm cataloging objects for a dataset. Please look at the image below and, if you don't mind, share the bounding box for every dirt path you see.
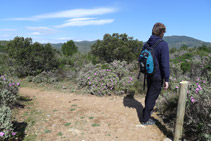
[18,87,167,141]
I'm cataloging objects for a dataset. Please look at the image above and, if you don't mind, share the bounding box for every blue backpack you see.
[137,39,162,90]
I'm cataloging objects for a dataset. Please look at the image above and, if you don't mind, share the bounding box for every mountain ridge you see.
[1,35,211,53]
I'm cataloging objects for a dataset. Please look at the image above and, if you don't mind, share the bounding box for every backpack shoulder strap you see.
[151,39,162,49]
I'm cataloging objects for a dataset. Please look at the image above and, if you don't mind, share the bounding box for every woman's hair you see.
[152,22,166,37]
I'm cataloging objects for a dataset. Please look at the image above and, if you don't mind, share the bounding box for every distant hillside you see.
[50,41,96,53]
[75,41,96,53]
[0,40,8,46]
[0,40,8,52]
[1,36,211,53]
[163,35,211,48]
[49,43,63,50]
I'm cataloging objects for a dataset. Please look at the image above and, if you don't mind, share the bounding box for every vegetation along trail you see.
[17,86,167,141]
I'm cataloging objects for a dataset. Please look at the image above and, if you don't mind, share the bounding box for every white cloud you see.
[56,37,73,41]
[31,32,41,35]
[0,34,12,37]
[27,27,57,35]
[6,8,116,21]
[55,18,114,28]
[0,28,16,31]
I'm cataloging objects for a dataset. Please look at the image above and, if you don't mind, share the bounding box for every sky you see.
[0,0,211,43]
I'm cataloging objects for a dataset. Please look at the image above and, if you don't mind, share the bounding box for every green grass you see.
[57,132,63,136]
[89,117,94,119]
[14,94,44,141]
[64,122,71,126]
[44,129,51,134]
[23,135,37,141]
[71,104,77,107]
[70,108,76,111]
[91,123,100,127]
[53,109,58,112]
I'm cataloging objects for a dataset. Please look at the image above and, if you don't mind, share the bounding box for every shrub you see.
[7,37,58,77]
[77,60,137,95]
[0,75,20,139]
[180,61,191,74]
[157,78,211,141]
[180,44,188,50]
[0,54,9,74]
[170,47,211,79]
[27,70,63,84]
[169,48,177,54]
[57,52,93,80]
[91,33,143,63]
[0,75,19,107]
[61,40,78,56]
[0,106,13,139]
[198,45,211,52]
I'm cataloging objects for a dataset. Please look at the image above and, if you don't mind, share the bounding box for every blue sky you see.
[0,0,210,43]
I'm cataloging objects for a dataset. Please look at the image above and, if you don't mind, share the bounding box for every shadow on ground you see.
[11,96,32,140]
[13,121,28,141]
[13,95,33,109]
[123,95,143,123]
[153,117,174,140]
[123,95,173,140]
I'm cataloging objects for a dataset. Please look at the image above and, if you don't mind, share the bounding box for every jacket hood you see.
[147,35,162,46]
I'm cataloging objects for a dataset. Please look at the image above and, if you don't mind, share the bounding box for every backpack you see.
[137,39,162,91]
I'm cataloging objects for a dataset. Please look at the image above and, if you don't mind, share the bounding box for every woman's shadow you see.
[123,94,173,139]
[123,94,143,123]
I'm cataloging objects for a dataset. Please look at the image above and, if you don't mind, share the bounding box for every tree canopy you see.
[7,37,58,77]
[91,33,143,63]
[61,40,78,56]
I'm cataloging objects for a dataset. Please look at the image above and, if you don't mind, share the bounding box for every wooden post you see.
[174,81,189,141]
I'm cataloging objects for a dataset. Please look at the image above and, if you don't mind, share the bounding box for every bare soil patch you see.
[17,87,166,141]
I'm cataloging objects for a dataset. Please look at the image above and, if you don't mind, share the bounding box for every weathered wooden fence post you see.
[174,81,189,141]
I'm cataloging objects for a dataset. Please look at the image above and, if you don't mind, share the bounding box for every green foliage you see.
[198,44,211,52]
[157,78,211,141]
[26,70,63,84]
[0,106,13,139]
[7,37,58,77]
[0,45,6,52]
[57,52,94,80]
[0,75,19,107]
[91,123,100,127]
[163,35,211,48]
[180,61,191,73]
[0,54,9,74]
[61,40,78,56]
[91,33,143,63]
[157,46,211,140]
[0,75,20,139]
[169,48,177,54]
[180,44,188,50]
[74,40,96,53]
[170,46,210,76]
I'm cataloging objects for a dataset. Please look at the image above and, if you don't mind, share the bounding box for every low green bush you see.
[7,37,58,77]
[26,70,63,84]
[77,60,137,95]
[0,75,20,139]
[0,106,13,140]
[0,75,19,107]
[157,78,211,141]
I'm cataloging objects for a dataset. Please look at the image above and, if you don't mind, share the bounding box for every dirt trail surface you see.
[18,87,166,141]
